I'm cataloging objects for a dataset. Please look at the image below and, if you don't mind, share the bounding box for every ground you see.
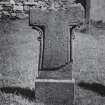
[0,18,105,105]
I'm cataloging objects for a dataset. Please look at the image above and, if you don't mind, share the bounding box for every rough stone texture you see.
[73,28,105,84]
[0,18,39,88]
[35,80,74,105]
[73,32,99,82]
[30,5,84,71]
[90,0,105,22]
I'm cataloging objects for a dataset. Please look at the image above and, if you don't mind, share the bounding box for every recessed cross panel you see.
[30,7,83,71]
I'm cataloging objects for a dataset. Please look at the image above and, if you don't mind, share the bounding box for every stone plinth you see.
[35,79,75,105]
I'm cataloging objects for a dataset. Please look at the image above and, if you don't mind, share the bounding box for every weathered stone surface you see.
[29,3,83,105]
[35,79,75,105]
[30,5,83,70]
[38,63,72,79]
[90,0,105,22]
[0,19,39,88]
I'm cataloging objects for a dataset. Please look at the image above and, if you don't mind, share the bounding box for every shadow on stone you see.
[0,87,35,101]
[78,82,105,97]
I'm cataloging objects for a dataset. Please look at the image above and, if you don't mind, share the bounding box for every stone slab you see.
[38,63,72,79]
[29,5,83,70]
[35,79,75,105]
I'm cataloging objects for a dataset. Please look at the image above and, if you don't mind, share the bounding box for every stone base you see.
[35,79,75,105]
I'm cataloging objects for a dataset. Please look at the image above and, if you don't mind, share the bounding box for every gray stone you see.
[30,6,83,71]
[35,79,75,105]
[29,2,83,105]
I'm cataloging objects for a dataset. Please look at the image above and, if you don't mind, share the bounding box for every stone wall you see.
[90,0,105,22]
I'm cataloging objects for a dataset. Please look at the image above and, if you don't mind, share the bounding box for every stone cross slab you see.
[29,5,83,105]
[30,7,82,70]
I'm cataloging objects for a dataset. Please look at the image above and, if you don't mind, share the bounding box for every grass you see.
[0,86,44,105]
[0,91,44,105]
[78,82,105,97]
[1,82,105,105]
[0,87,35,101]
